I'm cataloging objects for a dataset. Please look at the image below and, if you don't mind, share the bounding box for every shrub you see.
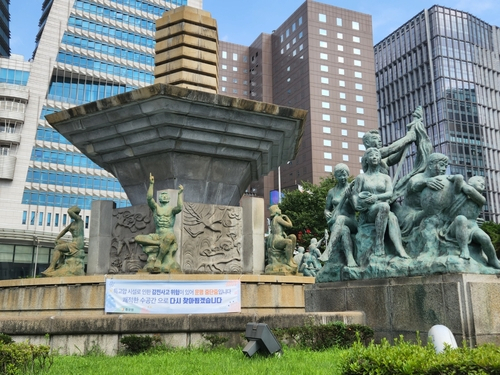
[273,321,373,351]
[119,334,162,355]
[0,340,52,375]
[340,335,500,375]
[0,333,13,345]
[201,333,229,349]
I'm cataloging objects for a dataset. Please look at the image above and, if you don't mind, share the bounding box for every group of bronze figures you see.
[266,107,500,281]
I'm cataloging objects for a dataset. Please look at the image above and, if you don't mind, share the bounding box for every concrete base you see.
[0,274,365,355]
[305,274,500,346]
[1,312,365,355]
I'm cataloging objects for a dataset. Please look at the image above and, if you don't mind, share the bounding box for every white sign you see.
[105,279,241,314]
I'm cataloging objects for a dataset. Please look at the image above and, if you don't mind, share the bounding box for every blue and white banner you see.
[105,279,241,314]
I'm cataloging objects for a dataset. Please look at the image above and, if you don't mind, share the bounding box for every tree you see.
[481,221,500,258]
[278,174,337,247]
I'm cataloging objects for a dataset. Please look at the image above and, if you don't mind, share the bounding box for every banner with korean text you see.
[105,279,241,314]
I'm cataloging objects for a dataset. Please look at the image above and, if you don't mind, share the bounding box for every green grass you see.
[45,347,344,375]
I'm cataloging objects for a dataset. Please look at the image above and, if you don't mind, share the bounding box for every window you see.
[356,95,364,102]
[341,129,348,136]
[321,89,330,96]
[354,60,361,66]
[319,29,327,35]
[358,131,365,138]
[221,76,227,81]
[299,44,303,51]
[322,102,330,109]
[339,80,345,87]
[338,56,344,63]
[323,127,331,134]
[293,37,296,44]
[352,21,360,30]
[353,48,361,55]
[324,152,332,159]
[47,212,52,226]
[356,107,364,114]
[321,77,329,84]
[324,139,332,146]
[342,142,348,149]
[339,92,346,99]
[22,211,27,225]
[355,83,363,90]
[325,165,333,172]
[222,51,227,59]
[320,65,329,72]
[338,68,345,75]
[337,45,344,51]
[233,89,238,94]
[341,117,347,123]
[293,49,297,56]
[286,43,290,50]
[232,66,238,71]
[337,32,343,39]
[357,119,365,126]
[221,87,227,92]
[320,53,328,60]
[299,16,303,25]
[336,18,342,26]
[353,36,360,43]
[292,23,296,32]
[322,114,331,121]
[355,71,363,78]
[358,144,366,151]
[320,41,328,48]
[280,34,284,43]
[281,48,284,54]
[222,64,227,70]
[286,29,290,37]
[340,105,347,111]
[319,13,326,22]
[343,155,349,161]
[299,31,303,38]
[233,53,238,61]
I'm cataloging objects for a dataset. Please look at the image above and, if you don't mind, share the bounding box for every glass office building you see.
[0,0,9,57]
[374,6,500,221]
[0,0,202,279]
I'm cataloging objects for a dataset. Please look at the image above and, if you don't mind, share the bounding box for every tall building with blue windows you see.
[0,0,202,279]
[374,5,500,222]
[0,0,9,57]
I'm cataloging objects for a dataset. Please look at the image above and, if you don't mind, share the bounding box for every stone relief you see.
[108,206,154,274]
[181,202,243,273]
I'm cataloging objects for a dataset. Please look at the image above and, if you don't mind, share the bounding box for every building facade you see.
[0,0,9,57]
[374,5,500,222]
[219,0,378,207]
[0,0,202,279]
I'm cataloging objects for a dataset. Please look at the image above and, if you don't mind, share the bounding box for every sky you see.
[9,0,500,60]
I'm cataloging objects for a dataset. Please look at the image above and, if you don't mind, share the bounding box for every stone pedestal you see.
[305,274,500,346]
[241,197,265,274]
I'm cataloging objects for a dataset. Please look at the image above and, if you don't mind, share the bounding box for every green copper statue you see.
[135,173,183,273]
[316,106,500,283]
[265,205,298,275]
[42,205,86,277]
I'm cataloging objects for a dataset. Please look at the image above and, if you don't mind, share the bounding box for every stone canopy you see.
[45,84,307,206]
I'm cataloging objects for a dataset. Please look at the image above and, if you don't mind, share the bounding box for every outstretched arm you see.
[147,173,157,211]
[174,185,184,214]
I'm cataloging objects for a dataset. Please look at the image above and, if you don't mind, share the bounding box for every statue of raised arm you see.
[135,173,183,273]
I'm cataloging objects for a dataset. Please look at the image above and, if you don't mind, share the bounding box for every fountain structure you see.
[0,6,360,354]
